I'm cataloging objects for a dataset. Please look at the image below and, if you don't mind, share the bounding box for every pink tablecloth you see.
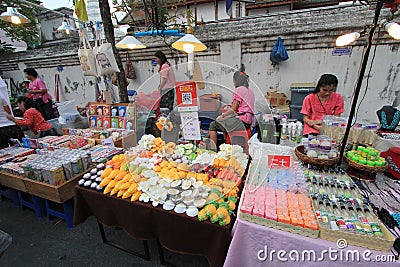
[224,217,398,267]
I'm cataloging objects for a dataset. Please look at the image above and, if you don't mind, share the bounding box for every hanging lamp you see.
[0,7,30,24]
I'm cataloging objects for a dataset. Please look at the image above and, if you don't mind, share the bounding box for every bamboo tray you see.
[344,155,388,173]
[295,145,339,166]
[319,221,395,252]
[0,171,28,192]
[240,212,319,239]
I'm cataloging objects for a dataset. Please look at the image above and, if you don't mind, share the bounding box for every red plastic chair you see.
[225,128,251,154]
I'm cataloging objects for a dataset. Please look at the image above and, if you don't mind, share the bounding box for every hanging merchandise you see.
[377,106,400,131]
[78,29,98,77]
[125,52,136,80]
[270,37,289,64]
[53,74,61,103]
[93,24,120,76]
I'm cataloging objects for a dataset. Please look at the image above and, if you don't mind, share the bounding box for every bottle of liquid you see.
[325,201,339,230]
[333,202,347,230]
[281,123,288,146]
[338,201,355,231]
[313,197,330,229]
[347,202,364,234]
[363,206,383,238]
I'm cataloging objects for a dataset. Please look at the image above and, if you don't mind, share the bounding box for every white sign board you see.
[180,111,201,140]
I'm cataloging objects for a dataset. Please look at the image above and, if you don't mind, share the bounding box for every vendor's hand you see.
[7,114,15,122]
[313,125,322,131]
[314,120,322,125]
[216,115,224,121]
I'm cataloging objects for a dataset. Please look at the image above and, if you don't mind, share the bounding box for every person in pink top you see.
[24,68,54,120]
[208,66,255,150]
[155,51,176,112]
[301,74,345,136]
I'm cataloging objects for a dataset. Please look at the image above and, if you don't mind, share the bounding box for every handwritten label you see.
[180,112,201,140]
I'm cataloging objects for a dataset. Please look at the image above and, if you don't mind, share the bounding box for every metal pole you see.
[338,0,384,164]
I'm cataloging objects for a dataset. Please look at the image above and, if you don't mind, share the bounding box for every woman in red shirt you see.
[7,97,56,137]
[301,74,345,136]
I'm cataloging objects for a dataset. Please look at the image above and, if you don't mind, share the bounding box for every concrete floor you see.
[0,199,209,267]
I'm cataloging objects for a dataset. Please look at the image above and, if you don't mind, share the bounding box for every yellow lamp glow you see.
[0,7,30,24]
[116,36,146,49]
[335,32,360,47]
[172,34,207,53]
[11,15,21,24]
[183,43,195,53]
[385,22,400,40]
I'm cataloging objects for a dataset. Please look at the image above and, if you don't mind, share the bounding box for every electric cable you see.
[352,26,381,126]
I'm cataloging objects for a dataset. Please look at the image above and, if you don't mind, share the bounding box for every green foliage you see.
[0,0,42,52]
[111,0,192,30]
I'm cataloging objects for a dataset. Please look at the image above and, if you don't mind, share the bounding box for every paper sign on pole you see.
[180,111,201,140]
[175,81,198,112]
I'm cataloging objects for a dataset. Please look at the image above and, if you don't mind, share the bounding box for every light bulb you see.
[65,29,70,35]
[11,15,21,24]
[335,32,360,47]
[126,43,137,49]
[386,22,400,40]
[183,43,195,53]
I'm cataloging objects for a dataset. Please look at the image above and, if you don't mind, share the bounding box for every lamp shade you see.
[116,36,146,49]
[335,32,360,47]
[172,34,207,53]
[385,22,400,40]
[57,20,76,35]
[0,7,30,24]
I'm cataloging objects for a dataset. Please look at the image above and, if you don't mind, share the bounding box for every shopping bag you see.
[78,30,98,76]
[125,52,136,79]
[270,37,289,64]
[93,28,120,76]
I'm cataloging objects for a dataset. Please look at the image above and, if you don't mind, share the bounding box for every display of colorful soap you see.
[346,146,386,166]
[240,185,319,230]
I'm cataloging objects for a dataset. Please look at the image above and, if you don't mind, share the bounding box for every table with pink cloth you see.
[224,216,397,267]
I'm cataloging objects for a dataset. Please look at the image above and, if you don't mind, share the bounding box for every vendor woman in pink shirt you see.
[23,68,54,120]
[301,74,345,136]
[208,66,255,151]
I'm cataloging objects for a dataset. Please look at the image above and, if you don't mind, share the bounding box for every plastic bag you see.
[57,100,80,124]
[270,37,289,64]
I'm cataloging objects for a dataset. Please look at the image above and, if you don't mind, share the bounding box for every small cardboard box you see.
[266,89,287,107]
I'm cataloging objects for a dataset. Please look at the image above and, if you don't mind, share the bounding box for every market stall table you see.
[74,186,232,267]
[224,216,397,267]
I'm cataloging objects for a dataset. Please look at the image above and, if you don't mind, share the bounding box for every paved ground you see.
[0,198,209,267]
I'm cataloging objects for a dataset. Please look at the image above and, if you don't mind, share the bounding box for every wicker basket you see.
[344,155,387,173]
[295,145,339,166]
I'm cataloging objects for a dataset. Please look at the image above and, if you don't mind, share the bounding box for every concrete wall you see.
[1,4,399,123]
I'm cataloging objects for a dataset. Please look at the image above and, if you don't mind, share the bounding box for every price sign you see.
[267,155,291,167]
[101,138,115,147]
[180,111,201,140]
[175,81,198,112]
